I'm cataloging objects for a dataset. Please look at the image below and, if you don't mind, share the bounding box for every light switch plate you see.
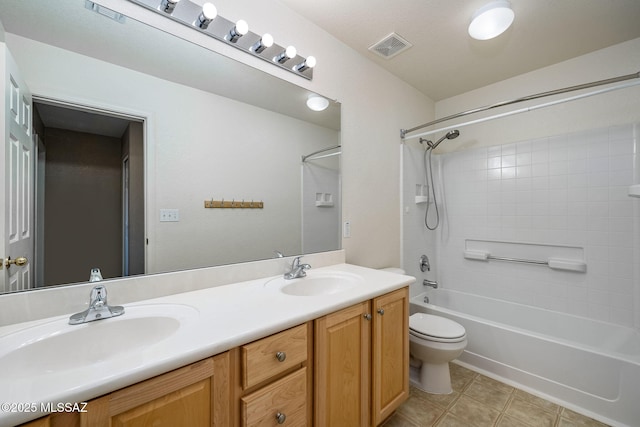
[160,209,179,222]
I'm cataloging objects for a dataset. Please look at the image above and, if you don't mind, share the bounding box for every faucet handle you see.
[291,256,303,268]
[419,255,431,272]
[89,267,103,282]
[90,285,107,307]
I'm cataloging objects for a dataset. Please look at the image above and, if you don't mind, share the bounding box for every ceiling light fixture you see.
[306,94,329,112]
[468,0,515,40]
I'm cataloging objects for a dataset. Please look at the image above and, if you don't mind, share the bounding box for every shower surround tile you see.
[427,123,639,327]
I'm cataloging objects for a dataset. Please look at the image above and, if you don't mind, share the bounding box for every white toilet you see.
[379,268,467,394]
[409,313,467,394]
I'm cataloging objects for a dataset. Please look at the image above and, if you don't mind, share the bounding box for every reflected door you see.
[2,46,34,292]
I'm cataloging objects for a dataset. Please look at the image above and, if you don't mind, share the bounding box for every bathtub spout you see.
[423,279,438,289]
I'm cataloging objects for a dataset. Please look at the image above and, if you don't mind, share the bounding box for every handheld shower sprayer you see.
[429,130,460,149]
[419,130,461,230]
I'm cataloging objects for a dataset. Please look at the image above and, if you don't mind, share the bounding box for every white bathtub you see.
[410,289,640,427]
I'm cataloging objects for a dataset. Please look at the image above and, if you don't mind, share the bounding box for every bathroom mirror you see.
[0,0,341,294]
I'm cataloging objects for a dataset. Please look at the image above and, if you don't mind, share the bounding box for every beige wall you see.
[94,0,435,271]
[432,38,640,153]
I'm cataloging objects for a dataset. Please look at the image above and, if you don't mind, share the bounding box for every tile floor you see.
[383,363,610,427]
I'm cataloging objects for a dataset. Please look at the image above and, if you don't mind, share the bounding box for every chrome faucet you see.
[284,256,311,279]
[419,255,431,272]
[69,285,125,325]
[423,279,438,289]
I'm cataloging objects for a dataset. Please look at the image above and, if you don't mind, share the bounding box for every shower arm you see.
[400,70,640,139]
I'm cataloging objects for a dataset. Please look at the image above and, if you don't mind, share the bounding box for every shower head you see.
[428,130,460,150]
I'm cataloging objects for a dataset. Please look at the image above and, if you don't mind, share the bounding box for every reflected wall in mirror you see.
[0,0,341,294]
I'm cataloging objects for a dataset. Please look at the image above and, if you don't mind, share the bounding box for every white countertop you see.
[0,263,414,426]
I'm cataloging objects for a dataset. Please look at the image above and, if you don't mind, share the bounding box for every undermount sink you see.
[0,304,198,379]
[273,271,364,296]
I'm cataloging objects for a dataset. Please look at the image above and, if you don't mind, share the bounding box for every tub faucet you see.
[423,279,438,289]
[69,285,125,325]
[284,256,311,279]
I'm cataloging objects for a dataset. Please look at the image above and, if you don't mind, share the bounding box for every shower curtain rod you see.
[302,144,341,162]
[400,70,640,140]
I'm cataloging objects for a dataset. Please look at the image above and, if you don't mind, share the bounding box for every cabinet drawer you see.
[241,367,307,427]
[242,323,307,389]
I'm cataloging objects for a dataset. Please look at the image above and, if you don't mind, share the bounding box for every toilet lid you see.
[409,313,466,340]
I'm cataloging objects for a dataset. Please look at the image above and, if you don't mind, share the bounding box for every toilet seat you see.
[409,313,466,343]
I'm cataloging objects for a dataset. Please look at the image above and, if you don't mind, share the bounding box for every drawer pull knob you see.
[276,412,287,424]
[364,313,372,320]
[377,308,385,315]
[275,351,287,362]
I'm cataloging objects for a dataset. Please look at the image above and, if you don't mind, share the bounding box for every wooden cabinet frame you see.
[21,288,408,427]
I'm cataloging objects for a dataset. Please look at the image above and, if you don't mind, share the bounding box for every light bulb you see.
[228,19,248,42]
[295,55,316,72]
[275,46,297,64]
[196,2,217,29]
[252,33,274,53]
[285,46,297,59]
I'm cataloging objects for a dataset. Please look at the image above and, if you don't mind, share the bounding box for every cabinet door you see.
[372,287,409,425]
[19,413,79,427]
[81,355,230,427]
[314,300,371,427]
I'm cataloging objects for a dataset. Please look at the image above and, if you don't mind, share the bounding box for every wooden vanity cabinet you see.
[314,287,409,427]
[371,288,410,425]
[20,287,407,427]
[19,415,76,427]
[80,353,231,427]
[315,300,372,426]
[234,322,313,427]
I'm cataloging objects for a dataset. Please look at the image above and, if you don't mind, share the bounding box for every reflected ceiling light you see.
[227,19,248,43]
[160,0,179,14]
[252,33,274,53]
[275,46,297,64]
[306,94,329,112]
[196,2,217,29]
[468,0,514,40]
[295,55,316,72]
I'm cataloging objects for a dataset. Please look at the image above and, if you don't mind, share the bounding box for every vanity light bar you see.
[127,0,315,80]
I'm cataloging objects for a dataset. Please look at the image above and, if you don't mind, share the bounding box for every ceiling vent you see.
[368,32,412,59]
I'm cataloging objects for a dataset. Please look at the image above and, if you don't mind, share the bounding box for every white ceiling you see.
[278,0,640,101]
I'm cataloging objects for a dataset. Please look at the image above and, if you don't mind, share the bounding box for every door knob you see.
[4,256,28,269]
